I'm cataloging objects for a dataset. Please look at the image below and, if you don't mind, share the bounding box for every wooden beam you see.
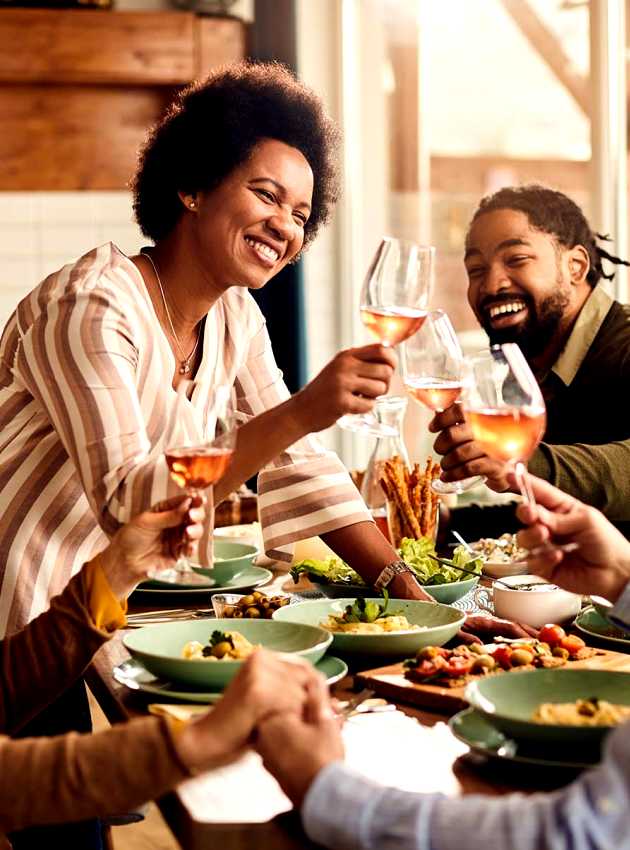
[0,10,196,85]
[499,0,590,116]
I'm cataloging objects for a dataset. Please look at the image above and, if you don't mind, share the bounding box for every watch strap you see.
[373,559,412,592]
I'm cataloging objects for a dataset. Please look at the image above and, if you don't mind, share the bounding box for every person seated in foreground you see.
[431,185,630,540]
[0,494,324,844]
[256,474,630,850]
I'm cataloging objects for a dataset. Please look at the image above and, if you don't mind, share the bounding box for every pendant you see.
[179,361,190,375]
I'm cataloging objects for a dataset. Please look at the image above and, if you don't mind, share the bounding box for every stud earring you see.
[189,200,196,209]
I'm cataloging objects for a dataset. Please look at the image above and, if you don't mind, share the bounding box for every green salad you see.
[290,537,482,588]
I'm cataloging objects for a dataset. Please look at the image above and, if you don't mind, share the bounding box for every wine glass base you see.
[147,564,216,587]
[337,413,398,438]
[431,475,485,495]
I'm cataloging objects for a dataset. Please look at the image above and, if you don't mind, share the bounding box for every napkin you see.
[149,704,211,722]
[177,709,467,824]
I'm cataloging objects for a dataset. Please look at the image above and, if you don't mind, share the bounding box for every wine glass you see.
[461,343,546,505]
[338,237,434,437]
[402,309,485,494]
[152,385,237,586]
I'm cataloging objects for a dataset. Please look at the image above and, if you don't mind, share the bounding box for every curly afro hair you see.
[132,61,340,248]
[469,184,630,288]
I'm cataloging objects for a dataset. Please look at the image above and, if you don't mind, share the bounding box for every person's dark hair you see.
[469,184,630,287]
[132,61,340,247]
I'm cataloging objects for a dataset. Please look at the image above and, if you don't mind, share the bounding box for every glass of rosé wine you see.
[462,344,545,506]
[402,309,484,494]
[338,237,435,437]
[153,386,237,586]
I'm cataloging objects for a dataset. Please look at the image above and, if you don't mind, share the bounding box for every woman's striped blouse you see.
[0,244,369,635]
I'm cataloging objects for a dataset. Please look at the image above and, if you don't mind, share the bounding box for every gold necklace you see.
[141,250,201,375]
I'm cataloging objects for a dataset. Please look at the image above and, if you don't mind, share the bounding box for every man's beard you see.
[482,285,570,361]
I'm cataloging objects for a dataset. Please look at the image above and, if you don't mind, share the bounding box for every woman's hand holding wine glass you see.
[338,237,434,437]
[154,384,237,585]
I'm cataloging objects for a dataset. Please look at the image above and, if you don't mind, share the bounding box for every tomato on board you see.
[538,624,566,647]
[413,658,446,678]
[491,645,513,669]
[560,634,586,657]
[442,656,474,677]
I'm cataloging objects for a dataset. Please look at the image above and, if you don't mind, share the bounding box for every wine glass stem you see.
[514,461,535,506]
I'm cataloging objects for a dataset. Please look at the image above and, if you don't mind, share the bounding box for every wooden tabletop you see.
[86,576,589,850]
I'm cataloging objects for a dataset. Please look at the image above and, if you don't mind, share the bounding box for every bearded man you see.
[431,185,630,537]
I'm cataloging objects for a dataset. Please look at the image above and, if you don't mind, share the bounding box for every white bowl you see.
[492,574,582,629]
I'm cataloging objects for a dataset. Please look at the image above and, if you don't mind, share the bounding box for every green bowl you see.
[192,539,259,586]
[465,669,630,747]
[272,598,464,656]
[123,618,332,689]
[310,575,478,604]
[422,576,479,604]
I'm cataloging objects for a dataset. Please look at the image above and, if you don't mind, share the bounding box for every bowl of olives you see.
[212,591,294,619]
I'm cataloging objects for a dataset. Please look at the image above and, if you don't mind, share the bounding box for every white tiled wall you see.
[0,192,144,329]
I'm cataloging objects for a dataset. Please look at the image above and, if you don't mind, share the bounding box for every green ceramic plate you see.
[449,708,598,770]
[123,618,332,689]
[136,565,272,595]
[465,668,630,746]
[310,576,478,604]
[272,598,465,656]
[574,606,630,648]
[113,655,348,702]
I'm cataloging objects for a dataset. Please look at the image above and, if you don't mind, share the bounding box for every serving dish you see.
[574,606,630,648]
[272,598,465,656]
[492,574,581,628]
[465,668,630,747]
[449,707,598,770]
[471,534,529,579]
[135,565,272,596]
[211,591,294,618]
[113,654,348,702]
[309,576,478,604]
[192,539,260,585]
[123,618,332,689]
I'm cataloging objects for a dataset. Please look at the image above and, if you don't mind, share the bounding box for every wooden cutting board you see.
[355,648,630,714]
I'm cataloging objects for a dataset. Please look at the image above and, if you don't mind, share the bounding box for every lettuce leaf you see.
[291,539,482,588]
[290,557,366,586]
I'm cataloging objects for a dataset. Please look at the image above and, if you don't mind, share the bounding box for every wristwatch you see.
[373,559,413,592]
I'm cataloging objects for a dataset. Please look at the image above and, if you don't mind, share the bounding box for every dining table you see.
[86,566,610,850]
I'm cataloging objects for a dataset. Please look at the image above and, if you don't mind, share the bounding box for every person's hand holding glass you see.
[338,237,434,437]
[462,343,545,505]
[154,384,236,585]
[402,309,484,494]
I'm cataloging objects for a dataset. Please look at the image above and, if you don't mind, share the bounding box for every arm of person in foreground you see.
[257,684,630,850]
[0,496,203,735]
[0,651,318,834]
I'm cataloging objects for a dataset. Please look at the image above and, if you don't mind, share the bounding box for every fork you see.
[426,553,557,590]
[338,688,375,719]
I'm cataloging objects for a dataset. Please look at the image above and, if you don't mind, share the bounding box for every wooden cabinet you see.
[0,10,248,189]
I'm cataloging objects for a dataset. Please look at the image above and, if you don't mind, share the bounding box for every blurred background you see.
[0,0,627,472]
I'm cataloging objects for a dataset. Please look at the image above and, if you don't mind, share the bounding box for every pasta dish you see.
[533,698,630,726]
[182,629,256,661]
